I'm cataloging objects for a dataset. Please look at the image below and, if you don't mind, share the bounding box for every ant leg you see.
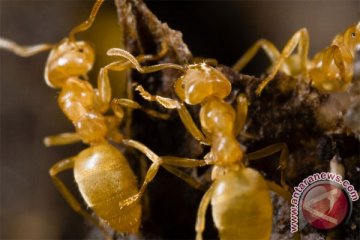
[177,103,209,145]
[256,28,309,95]
[234,94,249,137]
[333,45,351,83]
[136,85,209,144]
[161,165,206,191]
[49,158,111,239]
[266,180,291,202]
[160,156,207,168]
[136,85,180,109]
[96,60,141,113]
[121,140,206,194]
[119,161,161,210]
[68,0,105,41]
[266,180,301,240]
[123,139,206,167]
[232,39,281,72]
[246,143,290,191]
[0,38,53,57]
[111,98,170,120]
[95,41,170,112]
[97,41,170,135]
[309,47,345,91]
[138,155,151,220]
[95,66,113,112]
[161,155,207,190]
[195,186,214,240]
[43,133,81,147]
[118,139,161,209]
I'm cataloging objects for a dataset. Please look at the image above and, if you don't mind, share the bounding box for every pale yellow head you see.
[342,22,360,56]
[174,63,231,105]
[44,39,95,88]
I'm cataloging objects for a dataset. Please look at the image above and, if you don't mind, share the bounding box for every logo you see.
[290,172,358,233]
[301,182,349,229]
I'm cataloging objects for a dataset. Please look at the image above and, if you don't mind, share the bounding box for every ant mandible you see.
[0,0,200,237]
[232,22,360,94]
[106,48,293,239]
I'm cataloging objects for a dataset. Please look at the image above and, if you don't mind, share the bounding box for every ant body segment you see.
[0,0,199,236]
[233,22,360,94]
[107,48,292,240]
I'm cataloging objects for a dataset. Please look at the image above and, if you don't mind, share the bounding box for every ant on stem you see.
[106,47,293,240]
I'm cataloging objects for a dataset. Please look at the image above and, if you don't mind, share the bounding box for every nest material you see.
[88,0,360,239]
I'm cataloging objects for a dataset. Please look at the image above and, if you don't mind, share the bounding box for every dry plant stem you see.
[118,45,293,239]
[115,0,192,96]
[111,0,359,240]
[115,0,192,62]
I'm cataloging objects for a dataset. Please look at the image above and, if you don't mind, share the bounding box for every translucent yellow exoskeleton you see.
[0,0,186,237]
[105,48,292,240]
[233,22,360,94]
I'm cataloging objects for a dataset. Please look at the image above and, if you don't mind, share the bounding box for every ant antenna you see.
[68,0,105,42]
[107,48,185,73]
[0,38,53,57]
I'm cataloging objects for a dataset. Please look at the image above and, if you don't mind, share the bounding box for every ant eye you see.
[78,48,84,53]
[351,32,356,38]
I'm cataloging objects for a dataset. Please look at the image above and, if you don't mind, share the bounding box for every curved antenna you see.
[68,0,105,41]
[0,38,53,57]
[107,48,185,73]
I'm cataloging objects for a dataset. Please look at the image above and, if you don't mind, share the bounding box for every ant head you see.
[343,22,360,55]
[44,39,95,88]
[174,63,231,105]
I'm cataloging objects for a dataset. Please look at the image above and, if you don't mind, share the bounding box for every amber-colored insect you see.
[0,0,192,236]
[233,22,360,94]
[106,48,292,239]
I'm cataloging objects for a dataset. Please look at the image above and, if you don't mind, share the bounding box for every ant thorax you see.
[74,111,108,145]
[57,78,108,145]
[58,78,95,120]
[45,39,95,88]
[175,63,231,105]
[200,97,236,134]
[200,97,244,166]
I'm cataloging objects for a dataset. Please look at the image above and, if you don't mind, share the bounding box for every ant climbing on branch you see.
[0,0,204,237]
[106,47,294,240]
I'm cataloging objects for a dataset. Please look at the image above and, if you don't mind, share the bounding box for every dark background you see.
[0,0,359,239]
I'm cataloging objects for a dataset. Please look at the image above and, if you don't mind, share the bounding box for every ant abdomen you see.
[74,143,141,233]
[211,168,272,240]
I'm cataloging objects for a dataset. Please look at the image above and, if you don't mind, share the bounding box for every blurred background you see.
[0,0,359,239]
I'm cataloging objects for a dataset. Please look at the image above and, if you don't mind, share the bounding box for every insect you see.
[0,0,190,236]
[232,22,360,94]
[106,48,292,239]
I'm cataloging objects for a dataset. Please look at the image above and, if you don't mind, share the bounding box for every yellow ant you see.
[233,22,360,94]
[106,48,293,240]
[0,0,205,237]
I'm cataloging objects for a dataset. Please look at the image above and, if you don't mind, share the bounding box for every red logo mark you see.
[301,183,349,230]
